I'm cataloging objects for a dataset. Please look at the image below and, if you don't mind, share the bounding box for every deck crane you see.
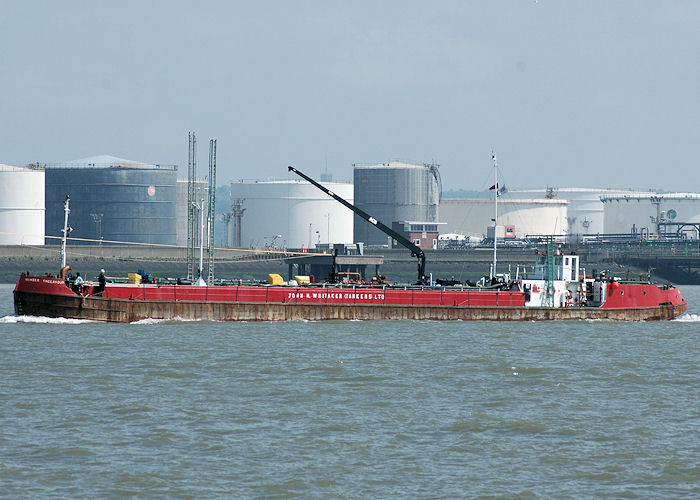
[288,166,429,285]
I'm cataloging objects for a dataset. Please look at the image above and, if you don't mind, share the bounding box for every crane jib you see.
[287,165,428,284]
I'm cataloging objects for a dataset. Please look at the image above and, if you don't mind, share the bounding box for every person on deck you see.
[96,269,107,295]
[73,272,84,294]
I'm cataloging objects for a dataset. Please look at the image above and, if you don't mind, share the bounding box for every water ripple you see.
[0,284,698,497]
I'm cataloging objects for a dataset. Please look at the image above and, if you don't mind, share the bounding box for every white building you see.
[439,198,568,239]
[0,164,45,245]
[229,179,354,249]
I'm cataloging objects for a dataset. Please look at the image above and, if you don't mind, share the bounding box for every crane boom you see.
[288,166,427,284]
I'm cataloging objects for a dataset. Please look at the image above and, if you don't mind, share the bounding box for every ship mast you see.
[491,152,498,279]
[207,139,217,284]
[195,198,207,286]
[60,195,71,270]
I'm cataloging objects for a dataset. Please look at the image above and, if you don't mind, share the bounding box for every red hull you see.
[13,276,687,323]
[601,282,686,309]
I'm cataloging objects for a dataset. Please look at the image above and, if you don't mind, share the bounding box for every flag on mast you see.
[489,183,508,196]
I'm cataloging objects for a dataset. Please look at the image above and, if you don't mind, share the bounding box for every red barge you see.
[12,167,687,322]
[13,273,687,322]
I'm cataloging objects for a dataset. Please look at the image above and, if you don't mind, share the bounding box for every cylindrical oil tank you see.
[510,188,638,235]
[44,156,177,245]
[439,198,568,238]
[353,161,440,246]
[0,164,45,245]
[229,179,354,249]
[602,193,700,236]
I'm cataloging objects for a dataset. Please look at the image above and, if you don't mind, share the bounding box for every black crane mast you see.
[288,166,428,285]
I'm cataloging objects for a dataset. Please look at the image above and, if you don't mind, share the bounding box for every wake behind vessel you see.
[13,168,687,322]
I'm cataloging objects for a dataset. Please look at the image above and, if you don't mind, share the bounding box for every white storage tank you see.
[511,188,638,235]
[602,193,700,237]
[229,179,354,248]
[439,198,568,238]
[0,164,45,245]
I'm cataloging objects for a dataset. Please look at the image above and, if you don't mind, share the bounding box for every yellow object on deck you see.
[128,273,142,284]
[294,275,311,285]
[267,273,284,285]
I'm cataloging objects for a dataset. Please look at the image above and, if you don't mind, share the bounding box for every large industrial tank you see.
[229,179,354,248]
[353,161,440,246]
[440,198,568,239]
[0,164,45,245]
[510,188,638,235]
[602,193,700,237]
[44,155,177,245]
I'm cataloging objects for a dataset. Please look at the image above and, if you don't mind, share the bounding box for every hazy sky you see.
[1,1,698,191]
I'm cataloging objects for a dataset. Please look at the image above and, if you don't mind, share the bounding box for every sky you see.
[1,1,698,192]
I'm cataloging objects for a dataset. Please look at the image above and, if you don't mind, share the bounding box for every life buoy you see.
[565,290,573,307]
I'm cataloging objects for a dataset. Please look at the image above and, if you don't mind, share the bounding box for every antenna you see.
[491,151,498,279]
[207,139,217,284]
[193,198,206,286]
[187,132,197,281]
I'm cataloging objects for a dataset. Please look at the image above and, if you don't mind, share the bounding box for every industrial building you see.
[439,198,569,239]
[0,164,45,245]
[391,221,447,250]
[602,193,700,238]
[229,179,354,249]
[353,161,440,246]
[44,155,177,245]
